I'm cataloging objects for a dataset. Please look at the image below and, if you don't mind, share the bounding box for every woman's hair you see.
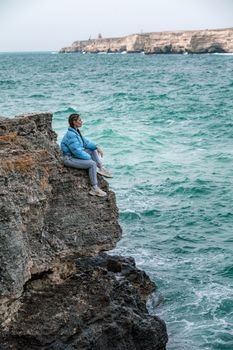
[68,113,80,128]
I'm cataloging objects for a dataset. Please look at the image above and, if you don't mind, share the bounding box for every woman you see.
[61,113,112,197]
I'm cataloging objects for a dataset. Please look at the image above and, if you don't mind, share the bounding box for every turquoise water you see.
[1,52,233,349]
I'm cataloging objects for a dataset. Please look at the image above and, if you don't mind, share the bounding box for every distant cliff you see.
[60,28,233,54]
[0,114,168,349]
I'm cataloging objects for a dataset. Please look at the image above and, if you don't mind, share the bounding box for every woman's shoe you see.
[89,187,107,197]
[97,167,113,178]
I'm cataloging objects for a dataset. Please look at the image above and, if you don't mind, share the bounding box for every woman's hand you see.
[97,147,104,157]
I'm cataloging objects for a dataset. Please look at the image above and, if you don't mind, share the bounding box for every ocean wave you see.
[205,153,232,162]
[0,79,19,87]
[218,265,233,278]
[120,211,141,220]
[213,53,233,56]
[140,209,161,217]
[29,93,47,99]
[82,89,94,94]
[54,107,78,115]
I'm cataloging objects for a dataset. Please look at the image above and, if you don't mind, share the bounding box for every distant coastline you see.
[60,27,233,54]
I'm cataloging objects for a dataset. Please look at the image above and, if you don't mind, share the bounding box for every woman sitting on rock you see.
[61,113,112,197]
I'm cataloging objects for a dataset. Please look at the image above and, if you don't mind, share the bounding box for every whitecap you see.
[212,53,233,56]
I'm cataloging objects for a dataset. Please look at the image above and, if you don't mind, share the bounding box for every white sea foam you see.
[213,52,233,56]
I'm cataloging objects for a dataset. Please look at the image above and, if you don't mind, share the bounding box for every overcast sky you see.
[0,0,232,52]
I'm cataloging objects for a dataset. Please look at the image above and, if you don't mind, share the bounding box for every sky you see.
[0,0,232,52]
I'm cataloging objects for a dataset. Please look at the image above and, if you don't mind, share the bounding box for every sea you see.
[0,51,233,350]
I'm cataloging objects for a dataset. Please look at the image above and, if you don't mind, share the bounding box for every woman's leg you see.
[85,149,112,178]
[64,156,97,187]
[85,149,102,168]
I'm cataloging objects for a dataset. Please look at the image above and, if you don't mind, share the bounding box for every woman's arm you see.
[82,136,97,150]
[96,147,104,157]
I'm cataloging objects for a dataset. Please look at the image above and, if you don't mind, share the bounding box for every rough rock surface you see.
[60,27,233,54]
[0,114,168,349]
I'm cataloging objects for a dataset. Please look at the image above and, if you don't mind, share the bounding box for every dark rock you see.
[0,255,167,350]
[0,114,168,349]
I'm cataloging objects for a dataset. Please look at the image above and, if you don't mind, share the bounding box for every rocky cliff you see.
[0,114,168,349]
[60,27,233,54]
